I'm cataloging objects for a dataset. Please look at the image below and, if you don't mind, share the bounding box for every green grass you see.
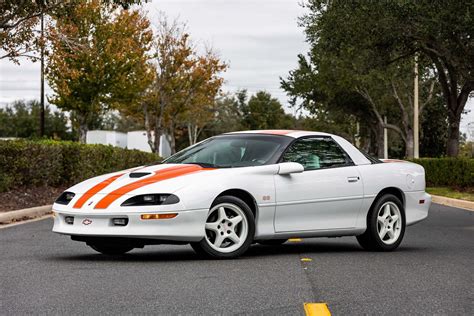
[426,187,474,202]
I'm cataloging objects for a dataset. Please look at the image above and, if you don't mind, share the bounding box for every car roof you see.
[224,130,333,138]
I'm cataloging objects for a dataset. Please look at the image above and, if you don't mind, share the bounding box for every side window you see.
[281,137,353,170]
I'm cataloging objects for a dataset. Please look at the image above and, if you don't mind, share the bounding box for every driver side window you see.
[281,137,353,170]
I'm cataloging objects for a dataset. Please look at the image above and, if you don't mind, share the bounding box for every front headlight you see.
[121,194,180,206]
[55,191,75,205]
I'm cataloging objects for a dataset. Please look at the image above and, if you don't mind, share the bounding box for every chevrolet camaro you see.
[52,130,431,258]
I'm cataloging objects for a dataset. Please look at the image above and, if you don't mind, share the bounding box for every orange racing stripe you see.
[73,173,124,209]
[94,164,211,209]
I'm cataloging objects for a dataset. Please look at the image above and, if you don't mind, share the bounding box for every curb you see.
[0,205,52,224]
[431,195,474,212]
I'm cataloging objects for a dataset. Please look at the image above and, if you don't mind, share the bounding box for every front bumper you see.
[52,208,208,242]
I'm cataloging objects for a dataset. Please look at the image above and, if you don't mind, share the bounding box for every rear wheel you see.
[357,194,405,251]
[191,196,255,259]
[89,244,134,255]
[257,239,287,246]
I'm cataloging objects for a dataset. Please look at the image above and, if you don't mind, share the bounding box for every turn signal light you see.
[141,213,178,220]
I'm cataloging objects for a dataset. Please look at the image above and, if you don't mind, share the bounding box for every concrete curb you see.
[431,195,474,211]
[0,205,52,224]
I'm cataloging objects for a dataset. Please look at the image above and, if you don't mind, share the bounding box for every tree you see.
[301,0,474,156]
[134,18,227,153]
[240,91,294,130]
[0,100,71,139]
[178,51,227,147]
[0,1,145,63]
[46,1,154,143]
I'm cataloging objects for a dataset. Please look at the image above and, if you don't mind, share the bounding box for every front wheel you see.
[356,194,405,251]
[191,196,255,259]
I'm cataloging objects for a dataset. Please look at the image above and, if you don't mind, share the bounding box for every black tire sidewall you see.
[193,195,255,259]
[368,194,406,251]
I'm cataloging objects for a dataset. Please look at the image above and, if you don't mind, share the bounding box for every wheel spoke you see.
[383,204,391,217]
[379,226,388,239]
[230,215,243,226]
[213,233,225,248]
[228,231,240,244]
[391,214,399,223]
[205,222,219,233]
[218,207,227,221]
[387,229,395,239]
[377,216,385,225]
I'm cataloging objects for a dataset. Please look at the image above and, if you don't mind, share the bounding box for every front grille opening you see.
[112,218,129,226]
[64,216,74,225]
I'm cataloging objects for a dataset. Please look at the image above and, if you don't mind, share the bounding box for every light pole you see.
[40,11,45,137]
[413,55,419,158]
[384,116,388,159]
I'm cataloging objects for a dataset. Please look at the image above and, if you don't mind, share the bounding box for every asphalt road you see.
[1,203,473,315]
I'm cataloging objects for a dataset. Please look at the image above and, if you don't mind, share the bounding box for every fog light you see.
[64,216,74,225]
[141,213,177,220]
[112,218,128,226]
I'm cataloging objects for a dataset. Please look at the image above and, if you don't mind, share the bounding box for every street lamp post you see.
[414,55,419,158]
[40,11,45,137]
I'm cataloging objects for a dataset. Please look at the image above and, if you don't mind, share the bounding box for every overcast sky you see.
[0,0,472,137]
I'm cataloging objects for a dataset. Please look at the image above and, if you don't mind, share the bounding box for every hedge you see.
[1,140,471,192]
[0,139,160,192]
[412,158,474,188]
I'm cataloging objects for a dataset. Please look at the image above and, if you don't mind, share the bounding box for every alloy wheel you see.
[377,201,402,245]
[204,203,248,253]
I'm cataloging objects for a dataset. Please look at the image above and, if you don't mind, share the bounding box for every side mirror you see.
[278,162,304,175]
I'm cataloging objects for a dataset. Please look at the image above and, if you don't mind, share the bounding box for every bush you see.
[412,158,474,188]
[0,139,160,192]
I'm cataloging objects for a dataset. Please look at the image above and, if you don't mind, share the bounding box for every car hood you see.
[63,163,279,210]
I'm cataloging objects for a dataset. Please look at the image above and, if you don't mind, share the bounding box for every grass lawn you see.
[427,187,474,202]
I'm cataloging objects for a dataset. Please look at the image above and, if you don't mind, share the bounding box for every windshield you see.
[163,134,293,168]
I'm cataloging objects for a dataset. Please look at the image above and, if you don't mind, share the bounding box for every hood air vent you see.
[129,172,152,178]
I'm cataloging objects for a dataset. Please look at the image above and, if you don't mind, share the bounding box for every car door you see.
[274,137,363,232]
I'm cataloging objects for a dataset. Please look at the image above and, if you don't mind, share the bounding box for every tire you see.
[191,195,255,259]
[357,193,406,251]
[257,239,287,246]
[89,243,134,255]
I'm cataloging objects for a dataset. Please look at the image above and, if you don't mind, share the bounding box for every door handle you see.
[347,176,360,183]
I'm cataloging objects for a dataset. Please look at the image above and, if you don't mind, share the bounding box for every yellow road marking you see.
[304,303,331,316]
[300,257,312,262]
[288,238,302,242]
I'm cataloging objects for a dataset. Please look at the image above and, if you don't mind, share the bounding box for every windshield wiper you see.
[185,162,231,168]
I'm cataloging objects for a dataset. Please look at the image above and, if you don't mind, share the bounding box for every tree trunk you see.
[405,131,414,159]
[143,104,156,153]
[168,121,176,154]
[446,115,461,157]
[376,122,384,158]
[78,114,88,144]
[427,54,473,157]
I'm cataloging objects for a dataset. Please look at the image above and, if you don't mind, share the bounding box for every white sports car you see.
[52,130,431,258]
